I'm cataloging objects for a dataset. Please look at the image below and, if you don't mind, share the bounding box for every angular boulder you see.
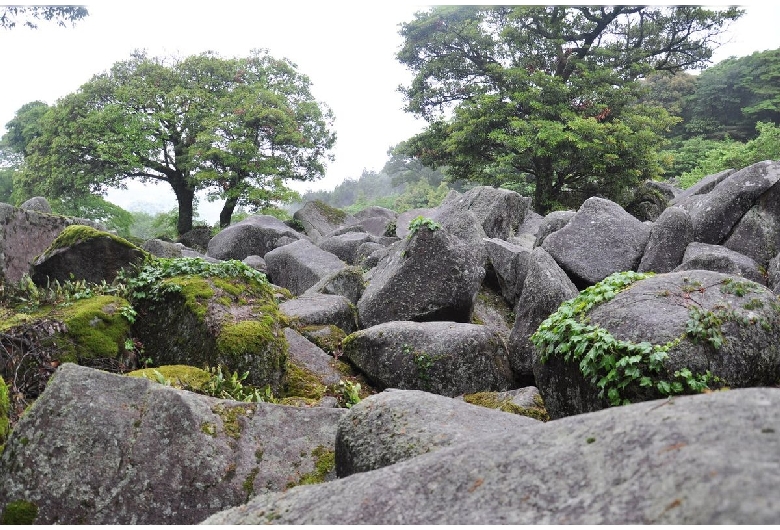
[292,201,355,243]
[343,321,514,397]
[203,388,780,525]
[303,267,365,305]
[265,239,347,296]
[0,364,345,525]
[534,270,780,419]
[637,206,694,273]
[31,225,146,286]
[541,197,650,286]
[438,186,530,239]
[280,293,358,335]
[723,179,780,267]
[484,238,531,307]
[206,215,303,261]
[507,247,578,384]
[357,210,485,327]
[335,389,540,477]
[317,231,378,265]
[534,210,575,247]
[674,242,765,285]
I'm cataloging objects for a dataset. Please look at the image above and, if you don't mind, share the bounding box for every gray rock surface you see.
[534,210,575,247]
[669,168,735,206]
[265,239,347,296]
[542,197,650,286]
[0,363,345,525]
[484,238,531,307]
[507,247,579,383]
[280,293,358,334]
[303,266,365,304]
[674,242,765,284]
[438,186,530,239]
[317,231,377,265]
[675,161,780,244]
[202,388,780,525]
[206,215,303,261]
[335,389,540,477]
[536,270,780,419]
[242,255,267,274]
[395,208,436,238]
[19,196,52,213]
[770,253,780,294]
[343,321,514,397]
[283,328,342,386]
[292,201,355,243]
[723,180,780,267]
[142,238,184,258]
[638,206,694,273]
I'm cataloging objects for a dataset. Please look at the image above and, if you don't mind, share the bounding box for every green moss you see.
[283,362,327,400]
[279,396,319,407]
[212,403,253,439]
[127,365,212,391]
[464,392,550,421]
[217,320,285,363]
[299,325,347,354]
[242,467,260,501]
[288,445,335,488]
[165,276,214,322]
[56,295,132,362]
[1,500,38,524]
[201,422,217,436]
[0,376,9,448]
[313,200,348,225]
[41,225,143,261]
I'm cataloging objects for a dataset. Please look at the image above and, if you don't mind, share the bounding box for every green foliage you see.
[0,376,9,450]
[0,500,38,525]
[9,50,335,234]
[406,215,441,237]
[336,379,361,408]
[202,365,275,403]
[3,275,126,314]
[531,271,716,406]
[0,6,87,29]
[396,6,741,213]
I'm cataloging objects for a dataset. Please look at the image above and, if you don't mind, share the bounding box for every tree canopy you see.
[9,49,336,234]
[0,6,88,29]
[396,6,743,213]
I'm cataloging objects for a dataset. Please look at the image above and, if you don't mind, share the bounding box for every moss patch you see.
[313,200,348,225]
[0,376,9,450]
[283,362,327,400]
[55,295,132,362]
[1,500,38,524]
[288,445,335,488]
[299,325,347,354]
[212,403,254,439]
[217,320,285,362]
[45,224,140,254]
[127,365,212,391]
[464,391,550,422]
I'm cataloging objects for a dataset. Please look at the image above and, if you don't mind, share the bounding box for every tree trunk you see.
[219,196,238,228]
[170,181,195,236]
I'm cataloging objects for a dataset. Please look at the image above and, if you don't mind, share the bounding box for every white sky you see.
[1,3,779,222]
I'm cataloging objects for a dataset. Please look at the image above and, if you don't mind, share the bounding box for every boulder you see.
[533,270,780,419]
[303,266,365,305]
[280,293,358,334]
[0,204,103,284]
[206,215,303,261]
[283,328,342,390]
[674,161,780,244]
[507,247,579,384]
[343,321,514,397]
[511,210,544,249]
[470,285,515,343]
[19,196,52,213]
[438,186,530,239]
[723,180,780,267]
[674,242,765,285]
[459,386,548,421]
[541,197,650,287]
[0,363,345,525]
[357,209,485,327]
[292,201,355,243]
[669,168,735,207]
[317,231,378,265]
[355,241,388,268]
[241,255,267,274]
[335,389,540,477]
[352,206,396,222]
[142,238,184,258]
[177,226,212,254]
[637,206,694,273]
[131,263,288,392]
[202,388,780,525]
[770,253,780,294]
[356,216,396,237]
[395,208,436,238]
[534,210,575,247]
[484,238,531,307]
[31,225,146,286]
[264,239,347,296]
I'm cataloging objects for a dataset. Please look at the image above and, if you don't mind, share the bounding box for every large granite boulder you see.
[533,270,780,419]
[303,267,365,305]
[317,231,378,265]
[484,238,531,307]
[292,201,355,243]
[335,389,540,477]
[534,210,575,247]
[142,238,184,258]
[673,242,765,285]
[507,247,579,384]
[264,239,347,296]
[0,204,103,285]
[0,364,345,525]
[438,186,530,239]
[280,293,358,335]
[723,179,780,267]
[674,161,780,244]
[669,168,735,207]
[343,321,515,397]
[357,209,485,327]
[31,225,146,286]
[18,196,52,213]
[206,215,303,261]
[541,197,650,287]
[638,206,694,273]
[203,388,780,524]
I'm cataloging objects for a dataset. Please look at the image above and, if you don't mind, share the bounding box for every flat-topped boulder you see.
[265,239,347,296]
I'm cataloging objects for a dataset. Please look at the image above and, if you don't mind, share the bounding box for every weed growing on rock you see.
[407,216,441,238]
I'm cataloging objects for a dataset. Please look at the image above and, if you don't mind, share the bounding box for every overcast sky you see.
[1,3,779,221]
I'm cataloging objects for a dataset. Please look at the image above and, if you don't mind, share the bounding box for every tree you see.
[0,6,88,29]
[14,50,335,234]
[682,49,780,141]
[396,6,742,213]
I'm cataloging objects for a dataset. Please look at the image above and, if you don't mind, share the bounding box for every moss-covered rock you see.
[1,499,38,524]
[0,376,9,451]
[127,365,212,391]
[131,260,289,394]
